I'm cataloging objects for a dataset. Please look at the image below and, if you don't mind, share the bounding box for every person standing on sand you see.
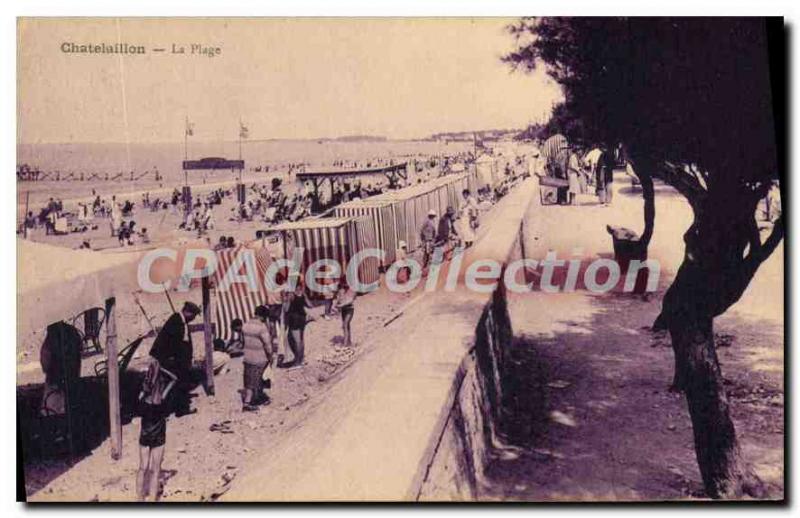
[419,210,437,269]
[111,201,122,237]
[136,358,177,502]
[214,236,227,252]
[149,302,201,417]
[204,204,215,230]
[320,264,337,320]
[395,241,410,284]
[241,306,274,412]
[333,278,356,347]
[284,276,314,368]
[266,271,287,366]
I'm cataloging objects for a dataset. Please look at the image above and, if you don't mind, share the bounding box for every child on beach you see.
[333,279,356,347]
[136,359,177,501]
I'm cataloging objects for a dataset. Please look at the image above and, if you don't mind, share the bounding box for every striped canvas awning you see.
[542,134,569,171]
[367,172,474,252]
[213,244,273,342]
[273,217,381,295]
[334,201,399,266]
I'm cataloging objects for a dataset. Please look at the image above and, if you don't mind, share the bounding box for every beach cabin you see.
[211,244,274,343]
[370,173,475,252]
[333,200,399,266]
[475,154,497,189]
[271,217,381,294]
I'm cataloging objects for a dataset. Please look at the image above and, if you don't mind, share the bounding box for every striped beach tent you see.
[272,217,381,295]
[373,187,433,252]
[213,244,273,342]
[542,134,569,175]
[368,173,473,252]
[350,215,381,283]
[333,200,399,266]
[464,167,479,194]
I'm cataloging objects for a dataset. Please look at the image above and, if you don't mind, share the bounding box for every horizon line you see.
[17,127,524,147]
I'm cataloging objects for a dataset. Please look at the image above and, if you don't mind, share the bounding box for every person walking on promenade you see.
[241,305,274,412]
[567,148,582,205]
[597,149,615,206]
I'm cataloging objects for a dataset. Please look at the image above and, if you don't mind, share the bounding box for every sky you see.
[17,18,563,144]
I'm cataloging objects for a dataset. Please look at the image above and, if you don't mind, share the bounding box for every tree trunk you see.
[669,316,761,498]
[638,170,655,249]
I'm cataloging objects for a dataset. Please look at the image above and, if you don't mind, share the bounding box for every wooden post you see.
[202,275,215,396]
[518,220,531,286]
[104,296,122,460]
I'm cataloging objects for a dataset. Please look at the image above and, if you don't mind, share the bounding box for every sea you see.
[18,139,472,179]
[17,139,474,214]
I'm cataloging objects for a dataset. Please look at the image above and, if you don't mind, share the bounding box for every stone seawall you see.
[415,183,535,500]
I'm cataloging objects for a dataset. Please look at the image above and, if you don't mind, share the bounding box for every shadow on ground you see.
[479,288,784,502]
[18,367,207,496]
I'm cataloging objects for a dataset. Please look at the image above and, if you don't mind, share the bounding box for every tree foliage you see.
[504,15,783,333]
[504,17,784,498]
[506,18,779,182]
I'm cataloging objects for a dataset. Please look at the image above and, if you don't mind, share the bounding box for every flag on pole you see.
[239,121,249,139]
[185,117,194,137]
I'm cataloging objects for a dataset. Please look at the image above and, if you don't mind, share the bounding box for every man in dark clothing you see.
[436,206,458,260]
[596,149,615,206]
[419,210,438,269]
[149,301,201,416]
[436,206,457,246]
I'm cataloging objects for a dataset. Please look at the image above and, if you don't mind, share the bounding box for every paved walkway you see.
[479,175,784,501]
[223,180,538,501]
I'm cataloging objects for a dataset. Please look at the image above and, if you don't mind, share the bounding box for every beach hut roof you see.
[18,239,143,335]
[370,173,467,202]
[296,162,408,181]
[270,217,354,231]
[336,199,394,209]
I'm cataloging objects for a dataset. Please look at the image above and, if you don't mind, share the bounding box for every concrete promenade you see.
[223,179,539,501]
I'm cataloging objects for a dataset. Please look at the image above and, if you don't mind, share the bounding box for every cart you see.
[537,175,569,205]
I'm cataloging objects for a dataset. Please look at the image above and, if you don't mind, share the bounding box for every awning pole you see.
[104,296,122,460]
[202,273,216,396]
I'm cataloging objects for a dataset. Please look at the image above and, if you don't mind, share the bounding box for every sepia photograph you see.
[15,15,785,503]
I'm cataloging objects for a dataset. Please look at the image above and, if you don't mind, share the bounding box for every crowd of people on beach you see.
[20,149,522,502]
[131,163,506,500]
[136,268,360,500]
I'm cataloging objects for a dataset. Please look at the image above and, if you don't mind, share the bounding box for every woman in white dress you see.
[567,151,582,205]
[455,204,476,247]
